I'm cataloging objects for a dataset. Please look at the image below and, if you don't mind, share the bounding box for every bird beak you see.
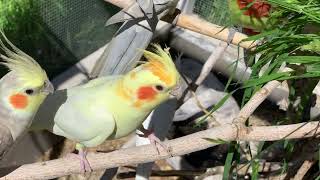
[169,84,181,98]
[43,80,54,94]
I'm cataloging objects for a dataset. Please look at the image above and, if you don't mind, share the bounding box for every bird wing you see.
[30,76,120,131]
[52,88,116,147]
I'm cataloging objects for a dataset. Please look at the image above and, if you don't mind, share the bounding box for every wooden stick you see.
[175,14,257,49]
[293,160,315,180]
[195,41,229,85]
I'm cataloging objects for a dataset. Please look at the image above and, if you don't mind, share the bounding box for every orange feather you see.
[9,93,28,109]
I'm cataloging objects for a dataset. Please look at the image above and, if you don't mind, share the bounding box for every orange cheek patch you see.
[137,86,156,100]
[9,93,28,109]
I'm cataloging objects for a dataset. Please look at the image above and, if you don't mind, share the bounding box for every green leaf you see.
[286,56,320,64]
[223,146,235,180]
[241,86,255,107]
[242,29,282,42]
[203,138,229,145]
[242,72,291,88]
[281,159,288,175]
[224,59,239,92]
[251,159,259,180]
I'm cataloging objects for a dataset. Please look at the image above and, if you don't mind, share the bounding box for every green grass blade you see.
[223,145,235,180]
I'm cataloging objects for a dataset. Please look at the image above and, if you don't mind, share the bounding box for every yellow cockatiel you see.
[0,31,53,142]
[32,44,180,172]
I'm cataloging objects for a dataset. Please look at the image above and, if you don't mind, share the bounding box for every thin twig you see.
[293,160,315,180]
[191,91,215,119]
[195,41,228,85]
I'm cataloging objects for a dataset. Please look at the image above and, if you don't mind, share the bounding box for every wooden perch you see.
[2,121,320,180]
[175,14,256,49]
[104,0,256,49]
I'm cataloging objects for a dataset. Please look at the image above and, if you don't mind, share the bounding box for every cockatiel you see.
[32,44,180,172]
[0,31,53,141]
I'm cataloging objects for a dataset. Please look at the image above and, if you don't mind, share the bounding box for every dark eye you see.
[25,89,34,95]
[155,85,164,91]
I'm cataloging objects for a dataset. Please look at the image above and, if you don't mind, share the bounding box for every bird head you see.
[0,31,53,118]
[120,44,180,110]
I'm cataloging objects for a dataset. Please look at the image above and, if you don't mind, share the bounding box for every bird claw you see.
[79,150,92,174]
[148,133,172,155]
[65,152,92,174]
[138,129,172,155]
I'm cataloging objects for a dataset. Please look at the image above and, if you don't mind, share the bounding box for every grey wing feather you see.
[30,89,68,131]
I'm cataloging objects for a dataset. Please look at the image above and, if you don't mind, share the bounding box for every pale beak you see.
[43,80,54,94]
[169,84,181,97]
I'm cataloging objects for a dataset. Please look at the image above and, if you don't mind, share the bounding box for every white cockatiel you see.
[0,31,53,142]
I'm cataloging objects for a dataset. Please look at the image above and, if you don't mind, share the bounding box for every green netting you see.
[39,1,119,59]
[0,0,119,77]
[193,0,231,26]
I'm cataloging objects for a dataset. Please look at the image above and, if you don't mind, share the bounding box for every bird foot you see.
[78,150,92,174]
[67,151,92,174]
[139,129,172,155]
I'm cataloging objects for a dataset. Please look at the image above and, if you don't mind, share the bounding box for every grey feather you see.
[31,89,68,131]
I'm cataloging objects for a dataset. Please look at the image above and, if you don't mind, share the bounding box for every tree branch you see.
[195,41,228,86]
[236,80,281,124]
[2,121,320,180]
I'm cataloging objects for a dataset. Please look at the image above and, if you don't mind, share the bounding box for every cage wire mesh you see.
[192,0,231,27]
[39,0,119,59]
[0,0,119,78]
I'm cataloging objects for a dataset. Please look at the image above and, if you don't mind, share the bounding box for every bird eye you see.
[155,85,164,91]
[25,89,34,95]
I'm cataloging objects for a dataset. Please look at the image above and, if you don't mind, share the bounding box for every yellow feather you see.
[142,44,179,86]
[0,31,48,86]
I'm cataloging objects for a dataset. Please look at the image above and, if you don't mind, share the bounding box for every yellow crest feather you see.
[142,44,179,86]
[0,31,48,86]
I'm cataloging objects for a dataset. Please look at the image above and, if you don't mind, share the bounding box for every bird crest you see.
[0,31,48,86]
[142,44,179,86]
